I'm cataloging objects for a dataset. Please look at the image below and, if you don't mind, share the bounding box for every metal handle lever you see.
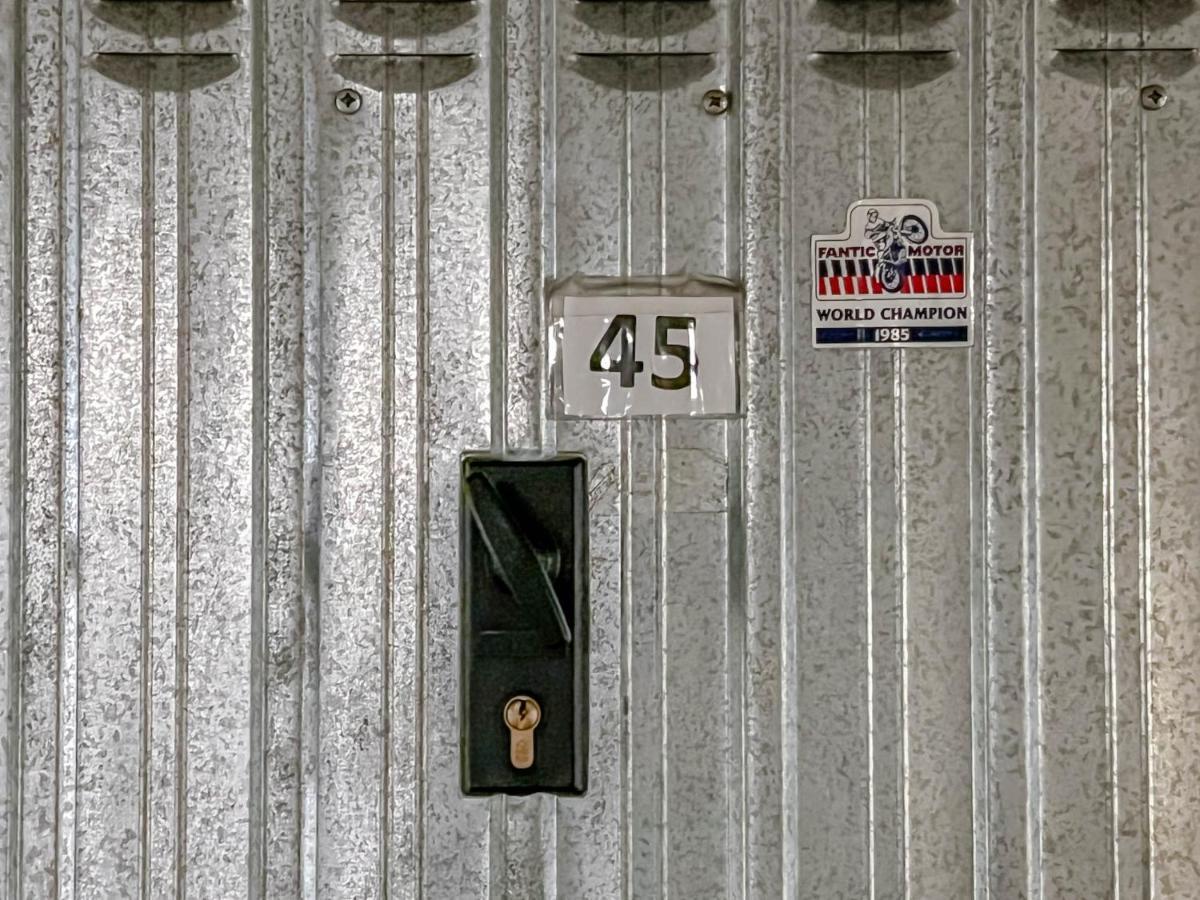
[464,472,572,646]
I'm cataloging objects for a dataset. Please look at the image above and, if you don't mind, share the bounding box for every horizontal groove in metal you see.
[333,51,477,58]
[336,0,475,5]
[572,50,715,58]
[91,51,240,58]
[1054,46,1199,55]
[97,0,233,4]
[808,48,958,58]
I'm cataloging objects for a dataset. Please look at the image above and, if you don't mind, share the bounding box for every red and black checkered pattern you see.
[816,256,966,298]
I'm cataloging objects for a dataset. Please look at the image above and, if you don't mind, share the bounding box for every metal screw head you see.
[702,88,730,116]
[1141,84,1168,111]
[335,88,362,115]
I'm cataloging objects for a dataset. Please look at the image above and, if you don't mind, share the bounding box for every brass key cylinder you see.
[504,696,542,770]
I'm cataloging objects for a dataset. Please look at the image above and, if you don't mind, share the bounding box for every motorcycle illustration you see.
[865,208,930,292]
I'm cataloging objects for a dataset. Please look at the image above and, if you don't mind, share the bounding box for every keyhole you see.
[504,695,542,769]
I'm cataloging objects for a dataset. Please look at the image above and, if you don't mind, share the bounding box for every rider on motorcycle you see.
[865,208,906,264]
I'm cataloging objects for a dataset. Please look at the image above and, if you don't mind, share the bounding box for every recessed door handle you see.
[460,455,588,796]
[464,471,572,647]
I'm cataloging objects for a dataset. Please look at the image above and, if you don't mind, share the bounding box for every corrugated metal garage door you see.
[3,1,1199,897]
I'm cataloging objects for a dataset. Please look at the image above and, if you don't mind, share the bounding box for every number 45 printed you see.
[588,315,697,391]
[552,295,740,419]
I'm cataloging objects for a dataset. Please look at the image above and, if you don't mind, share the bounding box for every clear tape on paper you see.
[547,274,743,420]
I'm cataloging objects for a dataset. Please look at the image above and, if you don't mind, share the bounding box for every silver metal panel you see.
[895,4,975,895]
[739,0,789,894]
[74,3,256,895]
[10,2,83,896]
[549,4,628,896]
[978,0,1038,896]
[1037,40,1115,900]
[316,56,390,896]
[422,42,494,899]
[76,50,146,898]
[1142,42,1200,900]
[6,1,1200,898]
[251,1,318,895]
[0,2,14,894]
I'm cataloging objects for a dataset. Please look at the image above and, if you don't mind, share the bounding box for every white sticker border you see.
[548,291,743,421]
[811,197,974,350]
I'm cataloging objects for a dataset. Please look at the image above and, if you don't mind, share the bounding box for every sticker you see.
[811,198,973,348]
[551,295,739,418]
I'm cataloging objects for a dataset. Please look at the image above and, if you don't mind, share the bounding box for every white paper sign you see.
[812,198,973,348]
[554,295,738,418]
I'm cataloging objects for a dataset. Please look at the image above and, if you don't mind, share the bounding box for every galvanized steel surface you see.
[2,0,1199,898]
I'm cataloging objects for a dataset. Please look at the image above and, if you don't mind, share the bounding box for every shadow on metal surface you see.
[1051,47,1198,85]
[569,51,715,90]
[91,51,240,90]
[574,1,715,38]
[1051,0,1198,30]
[808,0,958,35]
[91,1,240,37]
[333,1,478,39]
[807,49,958,88]
[333,52,479,92]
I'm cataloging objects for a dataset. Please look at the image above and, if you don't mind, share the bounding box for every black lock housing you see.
[460,454,588,796]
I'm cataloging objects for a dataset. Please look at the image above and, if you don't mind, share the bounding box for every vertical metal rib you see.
[489,0,508,453]
[380,61,397,897]
[655,36,669,899]
[541,0,557,453]
[138,78,156,900]
[249,0,270,891]
[864,350,876,900]
[968,0,989,894]
[742,0,789,893]
[777,3,798,896]
[1135,40,1154,899]
[60,1,82,891]
[619,416,633,900]
[301,5,323,898]
[861,41,875,900]
[893,34,912,900]
[725,1,750,896]
[896,349,911,900]
[487,795,506,897]
[145,71,181,900]
[1023,0,1044,896]
[173,87,192,900]
[1099,47,1118,900]
[413,71,430,899]
[5,0,25,890]
[656,418,668,899]
[12,0,79,891]
[619,31,635,900]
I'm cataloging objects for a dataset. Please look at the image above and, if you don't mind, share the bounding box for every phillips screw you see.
[335,88,362,115]
[702,88,731,116]
[1141,84,1168,111]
